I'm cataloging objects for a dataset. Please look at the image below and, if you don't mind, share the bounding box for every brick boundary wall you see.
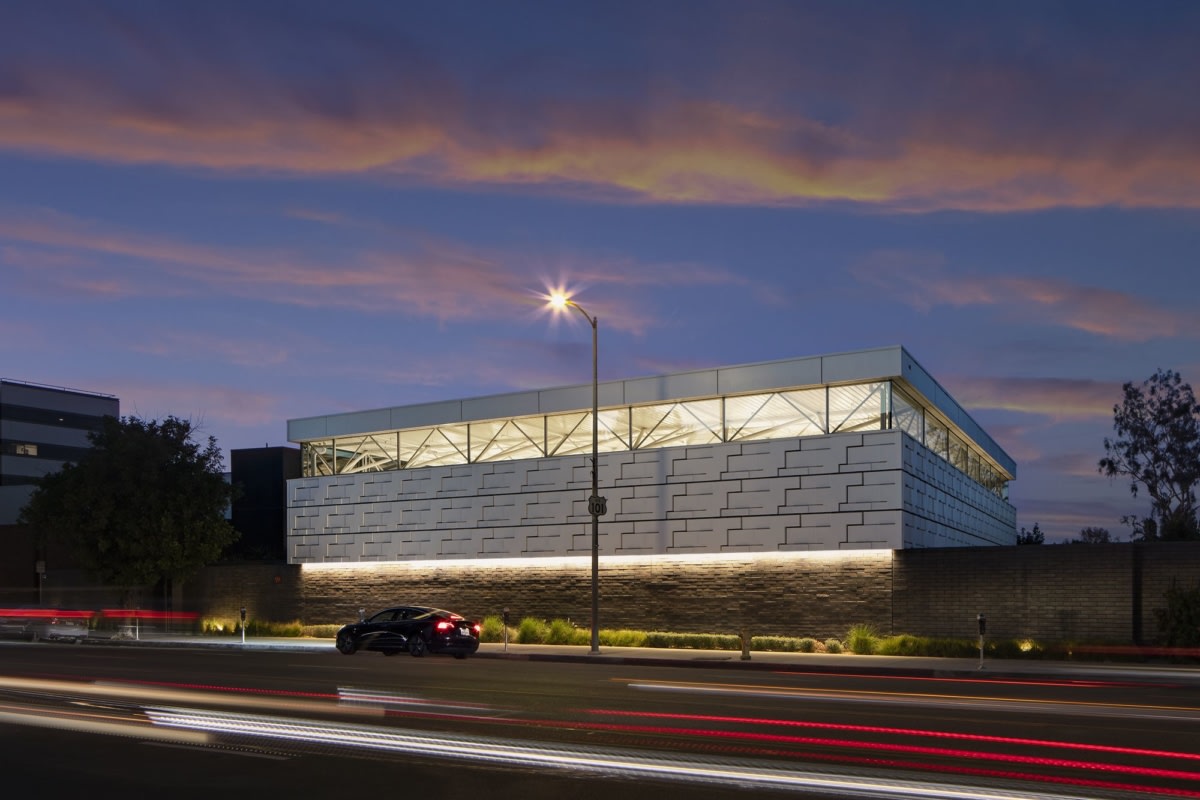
[186,542,1200,645]
[891,542,1200,643]
[288,552,894,640]
[187,562,302,626]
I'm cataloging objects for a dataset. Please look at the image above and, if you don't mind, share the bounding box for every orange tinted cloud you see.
[2,2,1197,213]
[942,375,1122,420]
[4,90,1198,212]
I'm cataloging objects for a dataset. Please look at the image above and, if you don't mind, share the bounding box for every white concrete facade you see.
[286,347,1017,563]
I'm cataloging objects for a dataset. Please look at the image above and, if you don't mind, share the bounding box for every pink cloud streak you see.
[0,208,753,336]
[852,255,1199,342]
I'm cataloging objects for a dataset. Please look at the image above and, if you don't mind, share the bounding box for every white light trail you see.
[144,706,1094,800]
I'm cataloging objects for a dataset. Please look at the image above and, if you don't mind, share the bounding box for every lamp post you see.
[549,293,603,654]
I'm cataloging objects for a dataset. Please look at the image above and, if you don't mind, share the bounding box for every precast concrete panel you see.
[286,429,1010,564]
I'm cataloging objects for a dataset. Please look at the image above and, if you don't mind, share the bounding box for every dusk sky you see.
[2,1,1197,543]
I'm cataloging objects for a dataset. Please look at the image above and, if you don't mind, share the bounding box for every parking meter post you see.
[240,606,247,645]
[977,613,986,669]
[740,629,751,661]
[502,608,510,652]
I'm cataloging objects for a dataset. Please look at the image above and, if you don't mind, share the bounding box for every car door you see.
[380,607,421,650]
[361,609,400,650]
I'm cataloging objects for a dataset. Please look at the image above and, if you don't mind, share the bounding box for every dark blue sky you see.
[3,1,1198,542]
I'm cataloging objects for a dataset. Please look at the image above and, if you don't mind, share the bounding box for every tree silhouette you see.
[1100,369,1200,541]
[1017,523,1044,545]
[19,415,238,603]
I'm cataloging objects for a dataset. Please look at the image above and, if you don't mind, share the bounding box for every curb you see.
[69,635,1200,683]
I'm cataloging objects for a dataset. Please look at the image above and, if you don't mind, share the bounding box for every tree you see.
[1070,527,1115,545]
[19,415,238,603]
[1153,580,1200,648]
[1016,523,1044,545]
[1100,369,1200,541]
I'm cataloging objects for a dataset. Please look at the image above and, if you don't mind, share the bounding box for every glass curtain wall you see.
[299,380,1009,498]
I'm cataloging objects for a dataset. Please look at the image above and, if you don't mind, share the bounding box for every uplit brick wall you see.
[187,542,1200,646]
[292,551,895,640]
[188,562,302,626]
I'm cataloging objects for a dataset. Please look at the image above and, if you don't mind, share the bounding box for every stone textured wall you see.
[292,552,895,639]
[187,562,302,625]
[185,542,1200,646]
[288,430,1013,564]
[892,543,1200,643]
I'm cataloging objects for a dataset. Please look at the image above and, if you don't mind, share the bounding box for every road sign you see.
[588,495,607,516]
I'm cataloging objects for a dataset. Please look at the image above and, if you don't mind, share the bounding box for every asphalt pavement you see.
[78,631,1200,683]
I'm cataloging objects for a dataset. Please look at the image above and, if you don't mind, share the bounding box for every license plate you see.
[459,627,470,635]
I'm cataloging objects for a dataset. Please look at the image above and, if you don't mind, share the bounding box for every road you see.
[1,639,1198,799]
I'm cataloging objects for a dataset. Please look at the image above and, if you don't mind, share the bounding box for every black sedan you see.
[335,606,481,658]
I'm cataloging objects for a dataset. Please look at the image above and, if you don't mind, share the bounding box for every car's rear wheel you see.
[335,631,358,655]
[409,634,427,657]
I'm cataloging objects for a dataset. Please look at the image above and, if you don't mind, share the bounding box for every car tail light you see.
[472,623,481,634]
[435,620,454,632]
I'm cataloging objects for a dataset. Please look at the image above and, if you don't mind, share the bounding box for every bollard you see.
[740,629,752,661]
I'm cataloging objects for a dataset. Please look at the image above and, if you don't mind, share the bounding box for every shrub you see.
[1154,580,1200,648]
[846,623,877,655]
[922,637,978,658]
[601,629,647,647]
[752,636,802,652]
[233,619,304,637]
[1013,638,1045,658]
[516,617,550,644]
[546,618,587,645]
[875,634,924,656]
[824,638,844,654]
[303,624,342,638]
[478,615,508,643]
[643,631,741,650]
[796,637,819,653]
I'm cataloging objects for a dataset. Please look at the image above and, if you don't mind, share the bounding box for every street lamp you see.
[548,292,604,654]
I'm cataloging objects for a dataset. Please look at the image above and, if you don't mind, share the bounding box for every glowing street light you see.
[548,291,604,654]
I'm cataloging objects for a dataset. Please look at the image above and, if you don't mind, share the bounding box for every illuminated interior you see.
[296,379,1010,498]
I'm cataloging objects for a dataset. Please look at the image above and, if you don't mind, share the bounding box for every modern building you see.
[285,346,1017,568]
[227,446,301,562]
[0,379,119,602]
[0,379,119,524]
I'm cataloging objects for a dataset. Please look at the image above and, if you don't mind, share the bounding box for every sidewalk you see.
[89,632,1200,683]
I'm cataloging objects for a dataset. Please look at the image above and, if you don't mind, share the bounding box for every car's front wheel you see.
[335,630,358,655]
